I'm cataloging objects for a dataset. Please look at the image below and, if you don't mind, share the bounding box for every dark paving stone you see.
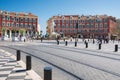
[0,63,5,65]
[0,74,8,77]
[7,75,25,79]
[15,69,26,72]
[9,60,16,63]
[11,69,26,73]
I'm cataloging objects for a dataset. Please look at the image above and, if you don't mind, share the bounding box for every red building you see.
[47,15,117,39]
[0,10,38,39]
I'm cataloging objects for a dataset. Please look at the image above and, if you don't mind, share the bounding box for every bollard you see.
[26,56,31,70]
[115,44,118,52]
[98,43,101,50]
[75,41,77,47]
[57,40,59,45]
[41,38,43,42]
[86,42,88,48]
[44,67,52,80]
[17,50,21,61]
[24,39,25,42]
[65,41,68,46]
[93,39,95,44]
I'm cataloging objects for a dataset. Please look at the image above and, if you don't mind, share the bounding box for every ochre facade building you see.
[0,10,38,38]
[47,15,116,39]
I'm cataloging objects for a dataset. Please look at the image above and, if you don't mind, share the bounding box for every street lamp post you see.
[76,22,78,40]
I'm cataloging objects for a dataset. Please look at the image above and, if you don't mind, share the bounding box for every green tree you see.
[2,27,7,36]
[19,29,25,35]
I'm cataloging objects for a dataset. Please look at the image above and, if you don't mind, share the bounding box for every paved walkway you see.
[0,49,42,80]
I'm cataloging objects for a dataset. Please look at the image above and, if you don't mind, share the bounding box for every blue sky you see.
[0,0,120,34]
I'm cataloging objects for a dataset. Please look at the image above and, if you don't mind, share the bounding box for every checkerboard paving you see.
[0,51,33,80]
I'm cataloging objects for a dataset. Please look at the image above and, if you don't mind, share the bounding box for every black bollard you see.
[99,43,101,50]
[115,44,118,52]
[17,50,21,61]
[86,42,88,48]
[65,41,68,46]
[44,67,52,80]
[75,41,77,47]
[93,39,95,44]
[24,39,25,42]
[26,56,31,70]
[57,40,59,45]
[41,38,43,42]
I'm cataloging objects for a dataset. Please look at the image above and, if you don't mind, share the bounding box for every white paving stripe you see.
[0,49,42,80]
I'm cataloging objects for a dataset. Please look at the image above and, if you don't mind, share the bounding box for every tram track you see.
[40,44,120,61]
[1,45,120,78]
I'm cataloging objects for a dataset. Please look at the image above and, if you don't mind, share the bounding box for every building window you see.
[66,24,69,28]
[2,16,5,20]
[70,20,72,23]
[80,20,82,23]
[16,23,19,27]
[11,23,15,27]
[74,29,76,32]
[58,24,60,28]
[74,24,76,28]
[66,20,68,24]
[104,23,108,27]
[29,18,32,22]
[99,23,103,27]
[62,24,64,28]
[62,29,64,33]
[70,24,72,28]
[33,24,36,28]
[20,18,23,22]
[91,20,94,23]
[96,30,98,32]
[104,29,108,32]
[7,23,10,26]
[86,24,90,28]
[95,24,98,27]
[16,18,19,22]
[20,23,23,27]
[2,23,5,26]
[62,20,64,23]
[83,20,85,23]
[7,16,10,21]
[25,18,28,22]
[29,24,32,28]
[11,17,14,21]
[104,18,108,22]
[25,23,27,28]
[33,18,36,22]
